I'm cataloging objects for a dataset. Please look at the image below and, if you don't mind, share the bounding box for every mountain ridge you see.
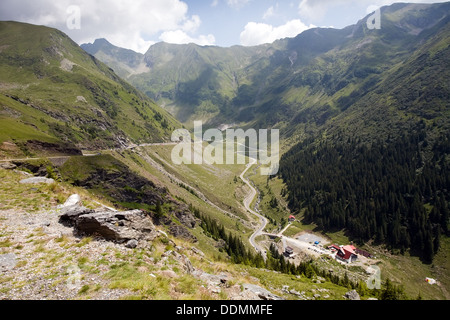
[82,2,450,137]
[0,21,180,159]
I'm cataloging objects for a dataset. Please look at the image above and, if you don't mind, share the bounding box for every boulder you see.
[59,204,95,224]
[174,208,199,228]
[75,210,158,243]
[59,205,158,246]
[19,177,55,184]
[60,194,81,208]
[0,162,16,170]
[125,239,138,249]
[345,290,361,300]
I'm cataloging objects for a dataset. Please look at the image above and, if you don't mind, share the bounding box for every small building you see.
[335,245,358,264]
[355,248,373,259]
[288,215,296,222]
[284,246,294,257]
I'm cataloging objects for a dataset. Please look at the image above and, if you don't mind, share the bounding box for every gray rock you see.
[180,254,195,274]
[59,205,158,246]
[289,289,301,296]
[125,239,138,249]
[59,204,95,224]
[345,290,361,300]
[0,162,16,170]
[192,271,229,286]
[169,224,197,242]
[242,283,284,301]
[60,194,81,208]
[191,247,205,257]
[162,250,173,258]
[19,177,55,184]
[75,210,158,243]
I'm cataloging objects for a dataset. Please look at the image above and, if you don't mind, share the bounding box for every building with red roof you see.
[335,245,358,264]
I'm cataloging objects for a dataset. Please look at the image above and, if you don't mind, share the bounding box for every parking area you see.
[296,232,328,245]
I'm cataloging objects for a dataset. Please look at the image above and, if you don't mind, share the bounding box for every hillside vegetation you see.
[0,21,179,159]
[0,2,449,301]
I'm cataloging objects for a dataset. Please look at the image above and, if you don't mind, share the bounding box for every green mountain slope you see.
[278,3,450,262]
[258,2,450,141]
[83,3,449,138]
[0,21,179,159]
[82,2,450,263]
[133,42,270,124]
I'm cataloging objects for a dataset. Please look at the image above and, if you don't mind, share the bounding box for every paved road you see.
[240,157,268,259]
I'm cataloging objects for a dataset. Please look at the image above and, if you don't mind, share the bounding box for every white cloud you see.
[0,0,215,53]
[263,6,275,20]
[240,19,315,46]
[181,15,202,33]
[160,30,216,46]
[298,0,449,22]
[211,0,219,7]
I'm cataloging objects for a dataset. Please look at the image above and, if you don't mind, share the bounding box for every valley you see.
[0,2,449,302]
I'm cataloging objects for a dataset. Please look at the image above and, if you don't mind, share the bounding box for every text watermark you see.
[367,6,381,30]
[171,121,279,176]
[66,5,81,30]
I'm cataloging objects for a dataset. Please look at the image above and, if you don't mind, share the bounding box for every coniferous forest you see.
[280,124,450,263]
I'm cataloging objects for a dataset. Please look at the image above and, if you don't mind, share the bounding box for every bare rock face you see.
[59,204,158,247]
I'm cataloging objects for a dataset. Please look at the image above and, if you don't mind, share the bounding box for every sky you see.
[0,0,447,53]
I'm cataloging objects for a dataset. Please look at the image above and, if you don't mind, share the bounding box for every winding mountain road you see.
[240,157,268,259]
[2,142,270,259]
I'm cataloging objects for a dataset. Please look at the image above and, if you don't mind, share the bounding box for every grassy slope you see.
[0,166,356,300]
[0,21,179,155]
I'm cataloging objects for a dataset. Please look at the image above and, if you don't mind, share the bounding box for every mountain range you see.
[81,1,450,263]
[82,2,450,144]
[0,1,449,300]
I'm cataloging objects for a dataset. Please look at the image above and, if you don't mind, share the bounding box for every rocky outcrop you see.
[59,199,158,247]
[59,155,199,242]
[25,140,82,156]
[0,162,16,170]
[241,284,284,301]
[150,205,199,243]
[344,290,361,300]
[74,210,158,242]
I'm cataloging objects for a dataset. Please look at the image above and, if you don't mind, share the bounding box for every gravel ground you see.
[0,208,134,300]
